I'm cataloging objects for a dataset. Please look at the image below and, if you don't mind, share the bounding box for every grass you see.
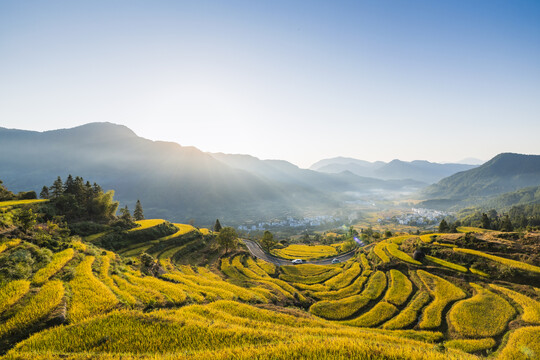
[425,255,468,273]
[68,256,119,323]
[489,284,540,324]
[382,291,431,330]
[384,269,413,306]
[449,283,515,337]
[0,280,30,314]
[343,301,398,327]
[445,338,496,353]
[272,244,340,260]
[128,219,166,232]
[454,247,540,274]
[0,280,64,338]
[32,248,75,285]
[417,270,466,329]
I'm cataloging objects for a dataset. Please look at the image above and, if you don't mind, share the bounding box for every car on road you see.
[291,259,303,265]
[331,258,340,264]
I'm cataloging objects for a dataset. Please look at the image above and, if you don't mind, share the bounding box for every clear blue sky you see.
[1,0,539,168]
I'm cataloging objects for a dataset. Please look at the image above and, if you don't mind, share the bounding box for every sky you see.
[1,0,539,168]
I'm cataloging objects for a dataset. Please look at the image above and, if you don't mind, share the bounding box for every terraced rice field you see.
[271,243,341,259]
[1,219,539,359]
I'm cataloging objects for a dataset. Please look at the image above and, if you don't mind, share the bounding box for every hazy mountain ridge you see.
[0,123,424,224]
[311,157,478,183]
[423,153,540,201]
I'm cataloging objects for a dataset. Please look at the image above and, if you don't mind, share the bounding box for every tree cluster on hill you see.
[0,179,37,201]
[456,205,540,231]
[40,175,119,223]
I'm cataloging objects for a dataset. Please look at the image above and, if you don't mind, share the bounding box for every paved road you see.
[243,239,357,266]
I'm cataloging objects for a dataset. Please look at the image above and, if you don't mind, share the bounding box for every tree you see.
[40,186,50,199]
[500,215,514,232]
[51,176,64,199]
[216,227,238,254]
[260,230,277,252]
[0,180,15,201]
[438,219,450,233]
[120,206,132,221]
[481,213,491,229]
[214,219,222,232]
[133,200,144,221]
[15,208,37,233]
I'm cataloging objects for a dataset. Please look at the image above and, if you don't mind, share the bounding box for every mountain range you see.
[0,123,424,224]
[310,157,478,184]
[2,123,538,224]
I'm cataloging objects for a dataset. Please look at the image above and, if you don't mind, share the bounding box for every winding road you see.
[243,239,358,266]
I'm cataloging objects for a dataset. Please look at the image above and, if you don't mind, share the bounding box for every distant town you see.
[379,208,449,227]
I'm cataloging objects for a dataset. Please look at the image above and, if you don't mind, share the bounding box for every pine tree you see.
[481,213,491,229]
[133,200,144,220]
[120,205,132,221]
[39,186,50,199]
[214,219,222,232]
[438,219,450,233]
[260,230,277,252]
[51,176,64,199]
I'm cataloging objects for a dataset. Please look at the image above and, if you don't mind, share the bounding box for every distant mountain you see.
[422,153,540,201]
[456,157,485,165]
[310,157,476,184]
[0,123,426,225]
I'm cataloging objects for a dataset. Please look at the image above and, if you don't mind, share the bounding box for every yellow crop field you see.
[324,262,361,290]
[469,267,489,277]
[454,247,540,274]
[388,235,413,244]
[6,299,478,360]
[199,228,211,235]
[0,280,30,314]
[99,254,137,306]
[245,256,270,278]
[361,270,387,300]
[449,283,515,337]
[445,338,496,353]
[382,291,431,330]
[309,294,371,320]
[417,270,466,329]
[489,284,540,324]
[433,241,458,248]
[0,238,21,254]
[343,301,398,327]
[128,219,166,231]
[386,243,422,265]
[457,226,492,233]
[272,244,339,259]
[68,256,119,323]
[125,273,188,305]
[112,274,164,304]
[313,275,368,301]
[425,255,468,273]
[256,258,276,275]
[385,269,413,306]
[279,265,341,285]
[0,199,47,207]
[497,326,540,360]
[32,248,75,285]
[0,280,63,338]
[373,241,390,262]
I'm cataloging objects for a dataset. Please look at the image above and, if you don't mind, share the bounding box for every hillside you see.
[0,123,427,225]
[311,157,477,184]
[423,153,540,202]
[0,197,539,358]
